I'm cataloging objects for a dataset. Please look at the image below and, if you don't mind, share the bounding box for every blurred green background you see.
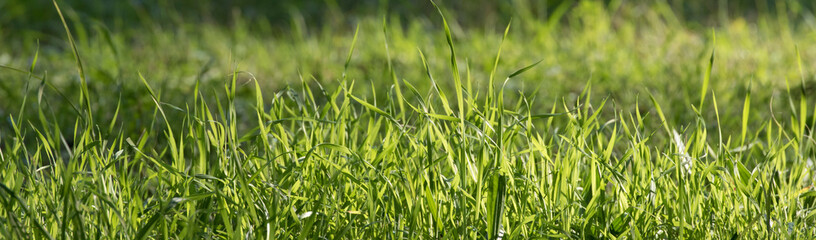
[1,0,815,139]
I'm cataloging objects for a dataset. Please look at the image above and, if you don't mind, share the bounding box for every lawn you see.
[1,0,815,239]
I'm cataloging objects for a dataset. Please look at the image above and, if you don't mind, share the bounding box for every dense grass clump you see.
[2,1,816,239]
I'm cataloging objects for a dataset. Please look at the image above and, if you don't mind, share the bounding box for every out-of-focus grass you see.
[1,1,814,137]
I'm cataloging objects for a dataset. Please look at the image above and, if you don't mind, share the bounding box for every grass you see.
[1,0,816,239]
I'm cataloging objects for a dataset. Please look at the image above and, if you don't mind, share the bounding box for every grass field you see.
[1,0,816,239]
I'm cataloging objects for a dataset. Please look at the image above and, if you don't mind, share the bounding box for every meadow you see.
[1,0,815,238]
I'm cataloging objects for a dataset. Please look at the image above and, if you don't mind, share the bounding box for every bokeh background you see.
[2,0,816,138]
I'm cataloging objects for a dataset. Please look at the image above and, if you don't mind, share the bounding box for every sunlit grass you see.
[1,1,816,239]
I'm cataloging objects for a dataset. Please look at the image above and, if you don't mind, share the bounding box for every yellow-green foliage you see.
[0,1,815,239]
